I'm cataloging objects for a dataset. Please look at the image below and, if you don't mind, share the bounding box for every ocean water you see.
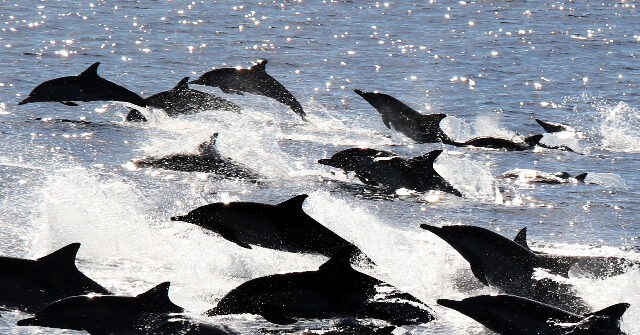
[1,0,640,334]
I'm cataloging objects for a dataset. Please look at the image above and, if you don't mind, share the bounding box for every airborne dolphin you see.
[19,62,147,108]
[171,194,370,262]
[0,243,109,313]
[17,282,183,334]
[438,294,628,335]
[353,90,453,144]
[125,77,242,122]
[190,60,305,118]
[319,149,462,196]
[133,133,256,179]
[421,224,589,313]
[207,247,435,325]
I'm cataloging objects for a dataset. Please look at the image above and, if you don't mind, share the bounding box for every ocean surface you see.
[1,0,640,334]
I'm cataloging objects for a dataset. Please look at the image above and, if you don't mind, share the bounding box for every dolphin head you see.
[171,203,227,228]
[354,90,392,115]
[190,69,229,88]
[319,148,394,171]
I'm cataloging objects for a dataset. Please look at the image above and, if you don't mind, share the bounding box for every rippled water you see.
[1,0,640,334]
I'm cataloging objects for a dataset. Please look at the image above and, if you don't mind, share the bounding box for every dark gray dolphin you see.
[17,282,183,334]
[501,170,588,184]
[207,247,435,326]
[171,194,370,262]
[0,243,109,313]
[190,60,305,119]
[125,77,242,122]
[420,224,589,313]
[319,149,462,197]
[353,90,453,144]
[133,133,256,179]
[450,134,544,151]
[536,119,575,133]
[514,227,639,279]
[19,62,147,108]
[438,295,628,335]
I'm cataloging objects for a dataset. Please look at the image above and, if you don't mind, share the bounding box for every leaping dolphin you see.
[319,149,463,197]
[0,243,109,313]
[19,62,147,108]
[438,295,629,335]
[125,77,242,122]
[420,224,589,313]
[353,90,453,144]
[17,282,183,334]
[171,194,370,263]
[207,247,435,325]
[190,60,305,119]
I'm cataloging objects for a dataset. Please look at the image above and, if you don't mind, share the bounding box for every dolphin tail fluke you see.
[173,77,190,91]
[137,282,183,313]
[524,134,544,146]
[575,173,588,182]
[513,227,530,249]
[37,243,81,270]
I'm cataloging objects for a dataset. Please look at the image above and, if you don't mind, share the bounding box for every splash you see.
[598,102,640,152]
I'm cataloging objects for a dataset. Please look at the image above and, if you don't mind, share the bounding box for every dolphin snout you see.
[16,318,37,326]
[170,215,187,222]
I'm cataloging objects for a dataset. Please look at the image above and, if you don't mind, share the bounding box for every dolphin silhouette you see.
[354,90,453,143]
[0,243,109,313]
[125,77,242,122]
[190,60,305,119]
[438,294,628,335]
[19,62,146,108]
[207,247,435,325]
[18,282,183,334]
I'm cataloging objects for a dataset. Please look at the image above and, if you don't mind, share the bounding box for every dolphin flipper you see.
[381,114,391,129]
[217,228,252,249]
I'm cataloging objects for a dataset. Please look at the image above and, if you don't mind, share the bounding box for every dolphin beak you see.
[318,158,333,165]
[436,298,465,310]
[353,89,364,97]
[18,97,32,105]
[17,318,37,326]
[419,224,442,235]
[170,216,186,222]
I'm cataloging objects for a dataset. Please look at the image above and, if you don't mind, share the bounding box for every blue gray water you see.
[1,0,640,334]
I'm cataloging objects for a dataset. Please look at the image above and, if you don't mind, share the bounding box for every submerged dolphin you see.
[353,90,453,143]
[18,282,183,334]
[421,224,589,313]
[207,247,435,325]
[449,134,544,151]
[514,227,639,279]
[190,60,305,118]
[125,77,242,122]
[133,133,256,179]
[501,169,588,184]
[171,194,369,262]
[319,149,462,196]
[0,243,109,313]
[19,62,147,108]
[438,294,628,335]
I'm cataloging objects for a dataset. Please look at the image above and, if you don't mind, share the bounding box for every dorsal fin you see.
[575,173,588,182]
[276,194,308,211]
[136,282,184,313]
[172,77,190,91]
[319,246,356,273]
[196,133,218,156]
[420,113,448,124]
[513,227,530,249]
[409,149,443,167]
[586,303,630,320]
[252,59,268,72]
[37,243,80,269]
[79,62,100,77]
[524,134,544,146]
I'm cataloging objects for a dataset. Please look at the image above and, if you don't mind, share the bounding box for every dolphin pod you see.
[125,77,242,122]
[19,62,147,108]
[207,247,435,325]
[0,243,110,313]
[319,148,463,196]
[190,60,306,119]
[438,294,628,335]
[171,194,372,263]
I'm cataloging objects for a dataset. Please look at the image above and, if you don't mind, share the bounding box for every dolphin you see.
[125,77,242,122]
[353,90,453,144]
[0,243,109,313]
[420,224,589,313]
[438,295,629,335]
[19,62,147,108]
[133,133,256,179]
[514,227,639,279]
[190,60,305,119]
[319,149,462,196]
[170,194,370,262]
[449,134,544,151]
[17,282,183,334]
[501,169,588,184]
[206,247,435,326]
[536,119,576,133]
